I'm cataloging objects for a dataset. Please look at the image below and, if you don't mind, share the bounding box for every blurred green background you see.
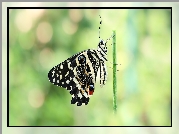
[9,8,171,126]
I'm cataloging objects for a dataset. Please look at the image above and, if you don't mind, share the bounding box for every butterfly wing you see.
[48,49,101,106]
[69,50,101,105]
[48,51,84,90]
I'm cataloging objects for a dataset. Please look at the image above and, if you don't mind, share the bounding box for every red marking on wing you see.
[89,90,94,95]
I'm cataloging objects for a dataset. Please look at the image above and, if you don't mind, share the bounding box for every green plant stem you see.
[113,30,117,114]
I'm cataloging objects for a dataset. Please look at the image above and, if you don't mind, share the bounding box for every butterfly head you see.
[98,39,108,54]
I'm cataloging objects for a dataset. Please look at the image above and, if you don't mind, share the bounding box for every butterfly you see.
[48,15,114,106]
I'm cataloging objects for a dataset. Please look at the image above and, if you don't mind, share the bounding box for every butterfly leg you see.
[99,61,107,87]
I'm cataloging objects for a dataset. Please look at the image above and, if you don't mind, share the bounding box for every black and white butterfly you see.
[48,15,114,106]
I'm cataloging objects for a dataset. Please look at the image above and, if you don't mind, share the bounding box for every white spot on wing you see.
[66,80,70,84]
[78,92,82,98]
[60,64,63,69]
[65,72,69,77]
[52,71,55,77]
[83,91,88,98]
[60,75,62,80]
[67,63,71,70]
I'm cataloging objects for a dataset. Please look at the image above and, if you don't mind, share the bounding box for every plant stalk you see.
[113,30,117,114]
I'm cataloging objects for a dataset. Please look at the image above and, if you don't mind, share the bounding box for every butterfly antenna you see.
[99,15,102,42]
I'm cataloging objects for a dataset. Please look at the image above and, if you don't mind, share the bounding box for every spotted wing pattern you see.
[48,49,101,106]
[48,51,83,91]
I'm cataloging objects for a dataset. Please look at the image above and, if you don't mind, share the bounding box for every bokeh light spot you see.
[15,11,33,33]
[36,21,53,44]
[69,9,83,23]
[28,89,45,108]
[62,19,78,35]
[39,48,54,69]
